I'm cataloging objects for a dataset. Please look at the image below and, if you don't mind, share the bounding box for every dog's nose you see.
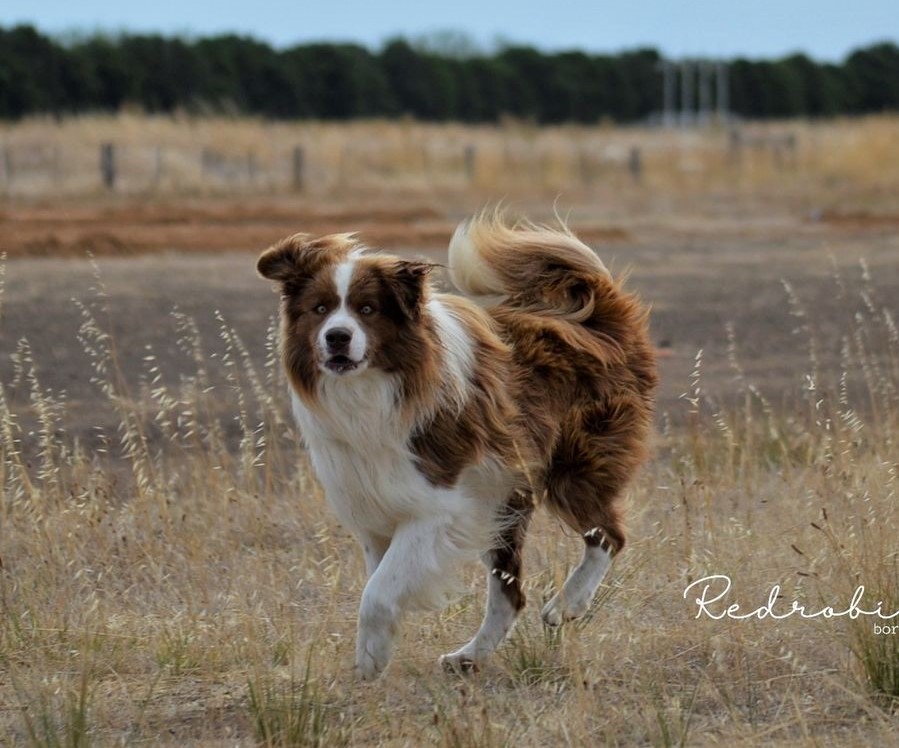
[325,327,352,348]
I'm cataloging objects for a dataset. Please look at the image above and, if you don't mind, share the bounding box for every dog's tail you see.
[448,210,612,323]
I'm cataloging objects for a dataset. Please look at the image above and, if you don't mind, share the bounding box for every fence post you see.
[201,147,212,181]
[579,145,592,187]
[153,146,164,186]
[100,143,116,190]
[776,133,798,170]
[628,146,643,184]
[52,145,61,185]
[1,146,11,192]
[292,146,305,191]
[728,129,743,166]
[464,145,476,183]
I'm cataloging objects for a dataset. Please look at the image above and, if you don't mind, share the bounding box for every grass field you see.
[1,115,898,745]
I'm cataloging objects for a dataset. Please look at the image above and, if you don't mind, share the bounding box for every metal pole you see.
[716,61,729,123]
[698,61,711,127]
[657,60,675,127]
[680,61,694,127]
[663,60,676,128]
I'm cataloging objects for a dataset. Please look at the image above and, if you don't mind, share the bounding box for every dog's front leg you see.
[355,519,438,679]
[356,531,391,578]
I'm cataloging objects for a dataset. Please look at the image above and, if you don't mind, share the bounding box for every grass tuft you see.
[247,654,348,748]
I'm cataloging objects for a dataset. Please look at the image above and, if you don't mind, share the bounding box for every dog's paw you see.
[355,652,387,681]
[354,632,391,680]
[439,652,480,674]
[541,594,588,627]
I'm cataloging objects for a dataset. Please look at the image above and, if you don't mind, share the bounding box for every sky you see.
[2,0,897,61]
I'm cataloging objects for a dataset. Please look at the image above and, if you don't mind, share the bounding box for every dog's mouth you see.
[324,355,364,374]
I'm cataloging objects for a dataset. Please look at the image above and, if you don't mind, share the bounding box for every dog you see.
[257,212,657,678]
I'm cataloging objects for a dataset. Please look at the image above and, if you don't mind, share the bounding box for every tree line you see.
[1,24,897,122]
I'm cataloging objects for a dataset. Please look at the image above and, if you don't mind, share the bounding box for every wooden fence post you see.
[100,143,116,190]
[201,147,212,181]
[1,147,11,192]
[52,145,61,185]
[153,146,164,186]
[728,129,743,166]
[464,145,476,183]
[628,146,643,184]
[579,145,592,187]
[292,146,305,191]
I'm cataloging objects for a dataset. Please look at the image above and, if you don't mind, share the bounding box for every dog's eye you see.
[314,304,328,315]
[359,305,374,315]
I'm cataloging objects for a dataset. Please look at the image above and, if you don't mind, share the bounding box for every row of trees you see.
[1,25,898,122]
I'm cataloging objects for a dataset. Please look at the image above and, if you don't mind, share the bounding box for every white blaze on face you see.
[318,259,369,367]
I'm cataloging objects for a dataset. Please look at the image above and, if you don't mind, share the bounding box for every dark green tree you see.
[1,25,898,121]
[845,43,899,112]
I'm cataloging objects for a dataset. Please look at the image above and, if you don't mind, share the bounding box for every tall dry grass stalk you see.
[0,256,897,744]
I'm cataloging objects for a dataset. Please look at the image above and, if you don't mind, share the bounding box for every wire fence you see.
[0,128,799,198]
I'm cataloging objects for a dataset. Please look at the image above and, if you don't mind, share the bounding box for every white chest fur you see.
[291,373,409,533]
[290,370,509,542]
[291,373,473,538]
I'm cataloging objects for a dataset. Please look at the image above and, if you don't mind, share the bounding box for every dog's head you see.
[258,232,433,391]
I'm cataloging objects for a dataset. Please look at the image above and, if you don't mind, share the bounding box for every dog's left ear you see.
[386,261,433,319]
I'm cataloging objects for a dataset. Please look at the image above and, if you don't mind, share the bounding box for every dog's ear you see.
[257,233,354,290]
[385,261,433,319]
[257,233,313,284]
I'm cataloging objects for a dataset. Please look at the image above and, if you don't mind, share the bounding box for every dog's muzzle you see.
[323,326,362,373]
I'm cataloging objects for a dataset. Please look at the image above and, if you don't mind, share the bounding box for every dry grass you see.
[1,247,897,745]
[1,114,898,213]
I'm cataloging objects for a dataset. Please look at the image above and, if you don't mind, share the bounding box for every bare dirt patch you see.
[2,199,896,447]
[0,197,630,258]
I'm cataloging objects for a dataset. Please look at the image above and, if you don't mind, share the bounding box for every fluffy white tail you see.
[448,212,610,299]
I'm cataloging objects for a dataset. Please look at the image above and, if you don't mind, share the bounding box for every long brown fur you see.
[258,211,657,669]
[449,212,658,554]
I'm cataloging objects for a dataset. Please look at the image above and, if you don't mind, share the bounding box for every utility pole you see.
[698,61,712,126]
[658,59,677,128]
[716,61,729,123]
[680,60,694,127]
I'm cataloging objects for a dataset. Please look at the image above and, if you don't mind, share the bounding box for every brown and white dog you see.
[257,213,657,678]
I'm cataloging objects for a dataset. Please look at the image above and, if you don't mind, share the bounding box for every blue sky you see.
[2,0,896,60]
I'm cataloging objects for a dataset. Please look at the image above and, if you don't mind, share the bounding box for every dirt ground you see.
[2,196,898,447]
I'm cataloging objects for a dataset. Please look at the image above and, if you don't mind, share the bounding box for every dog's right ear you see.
[257,232,357,290]
[257,233,315,284]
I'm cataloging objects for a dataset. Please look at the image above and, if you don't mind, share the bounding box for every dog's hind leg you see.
[440,491,533,672]
[540,403,640,626]
[541,527,616,626]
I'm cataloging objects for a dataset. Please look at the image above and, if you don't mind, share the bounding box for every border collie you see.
[257,212,657,678]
